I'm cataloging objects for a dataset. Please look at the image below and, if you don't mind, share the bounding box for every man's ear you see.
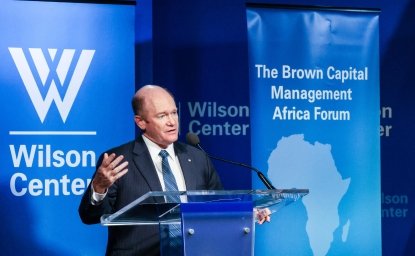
[134,115,146,130]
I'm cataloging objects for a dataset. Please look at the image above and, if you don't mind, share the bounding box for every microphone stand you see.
[196,144,276,190]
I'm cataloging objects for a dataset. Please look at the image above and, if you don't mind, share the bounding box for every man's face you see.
[135,89,179,148]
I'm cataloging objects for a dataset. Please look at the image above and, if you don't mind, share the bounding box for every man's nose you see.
[166,114,177,124]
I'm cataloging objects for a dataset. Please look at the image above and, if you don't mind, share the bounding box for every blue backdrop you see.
[0,1,134,254]
[0,0,414,255]
[147,0,414,255]
[247,6,380,255]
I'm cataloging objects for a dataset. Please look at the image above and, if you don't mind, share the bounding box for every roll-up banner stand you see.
[247,5,381,255]
[0,1,134,254]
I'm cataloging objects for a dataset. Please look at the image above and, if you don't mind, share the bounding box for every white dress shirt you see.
[142,135,187,191]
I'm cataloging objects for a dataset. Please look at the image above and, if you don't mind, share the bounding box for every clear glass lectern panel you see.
[100,189,309,226]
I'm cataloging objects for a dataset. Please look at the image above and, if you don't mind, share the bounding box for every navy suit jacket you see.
[79,136,223,255]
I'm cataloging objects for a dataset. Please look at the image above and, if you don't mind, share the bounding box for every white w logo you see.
[9,48,95,123]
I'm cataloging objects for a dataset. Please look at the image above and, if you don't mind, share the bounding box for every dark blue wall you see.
[136,0,415,254]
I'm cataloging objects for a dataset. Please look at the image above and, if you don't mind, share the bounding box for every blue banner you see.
[247,6,380,255]
[0,1,134,255]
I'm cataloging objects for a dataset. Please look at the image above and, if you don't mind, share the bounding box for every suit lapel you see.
[132,138,197,192]
[132,137,163,191]
[175,143,197,190]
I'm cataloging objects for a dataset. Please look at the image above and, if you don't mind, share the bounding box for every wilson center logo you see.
[9,48,95,123]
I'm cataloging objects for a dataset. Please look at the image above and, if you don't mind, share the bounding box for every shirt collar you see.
[142,135,175,159]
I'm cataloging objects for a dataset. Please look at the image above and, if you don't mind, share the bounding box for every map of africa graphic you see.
[267,134,351,256]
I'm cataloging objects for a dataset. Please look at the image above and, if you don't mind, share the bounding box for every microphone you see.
[186,132,276,190]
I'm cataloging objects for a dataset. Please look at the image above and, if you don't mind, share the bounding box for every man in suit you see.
[79,85,223,255]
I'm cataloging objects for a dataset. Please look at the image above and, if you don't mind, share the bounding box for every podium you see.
[101,189,308,256]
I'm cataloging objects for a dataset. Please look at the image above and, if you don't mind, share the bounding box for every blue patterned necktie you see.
[159,150,182,253]
[159,150,180,201]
